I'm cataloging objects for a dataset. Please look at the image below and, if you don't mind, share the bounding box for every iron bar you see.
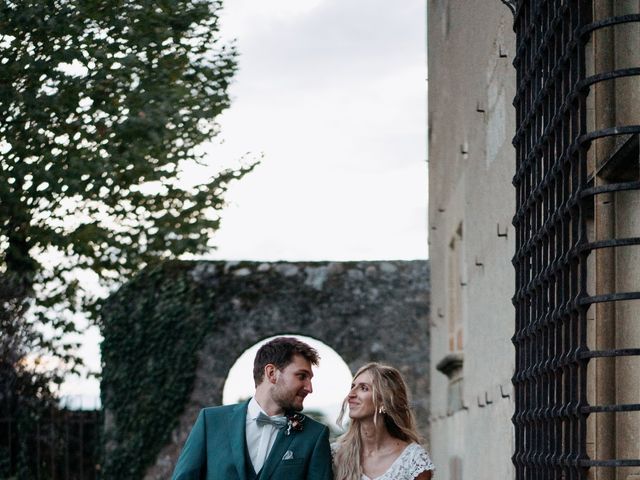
[513,1,640,478]
[1,408,101,479]
[581,403,640,413]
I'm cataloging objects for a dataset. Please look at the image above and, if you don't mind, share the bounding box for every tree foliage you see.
[0,0,253,382]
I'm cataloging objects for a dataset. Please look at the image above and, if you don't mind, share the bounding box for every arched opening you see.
[223,334,352,430]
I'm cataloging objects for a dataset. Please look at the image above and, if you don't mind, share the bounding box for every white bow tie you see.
[255,412,288,429]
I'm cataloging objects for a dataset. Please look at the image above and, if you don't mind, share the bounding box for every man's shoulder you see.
[201,402,246,418]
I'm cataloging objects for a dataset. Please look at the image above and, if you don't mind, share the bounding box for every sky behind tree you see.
[61,0,428,405]
[192,0,428,261]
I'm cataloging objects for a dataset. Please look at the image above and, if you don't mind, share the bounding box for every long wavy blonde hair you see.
[333,363,422,480]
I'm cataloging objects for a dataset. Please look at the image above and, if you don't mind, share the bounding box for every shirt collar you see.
[247,397,265,422]
[247,397,285,423]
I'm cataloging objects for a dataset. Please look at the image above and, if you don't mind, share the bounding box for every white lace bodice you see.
[332,442,435,480]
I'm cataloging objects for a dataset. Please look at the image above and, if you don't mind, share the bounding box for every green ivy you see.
[100,261,213,479]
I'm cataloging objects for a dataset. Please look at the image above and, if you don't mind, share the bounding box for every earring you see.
[378,405,387,415]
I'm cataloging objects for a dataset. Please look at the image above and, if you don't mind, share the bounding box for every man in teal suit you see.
[172,337,334,480]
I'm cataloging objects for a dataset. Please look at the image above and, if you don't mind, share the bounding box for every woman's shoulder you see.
[330,441,340,458]
[404,442,429,455]
[400,443,435,476]
[332,441,435,479]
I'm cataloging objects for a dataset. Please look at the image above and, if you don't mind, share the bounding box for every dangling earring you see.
[378,405,387,415]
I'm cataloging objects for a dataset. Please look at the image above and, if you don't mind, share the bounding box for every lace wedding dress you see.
[332,442,435,480]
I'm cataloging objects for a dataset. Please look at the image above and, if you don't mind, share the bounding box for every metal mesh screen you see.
[512,1,640,479]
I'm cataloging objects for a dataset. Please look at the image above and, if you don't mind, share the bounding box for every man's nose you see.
[306,379,313,393]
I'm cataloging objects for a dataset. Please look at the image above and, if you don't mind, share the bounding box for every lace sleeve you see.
[402,443,435,479]
[330,442,339,461]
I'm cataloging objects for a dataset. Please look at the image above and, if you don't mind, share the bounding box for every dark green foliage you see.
[1,1,254,475]
[0,0,254,391]
[0,269,65,479]
[100,261,213,479]
[0,357,58,479]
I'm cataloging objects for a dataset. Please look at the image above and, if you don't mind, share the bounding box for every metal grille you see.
[0,407,101,480]
[512,1,640,479]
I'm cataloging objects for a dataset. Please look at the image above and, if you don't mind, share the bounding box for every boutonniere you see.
[285,412,305,435]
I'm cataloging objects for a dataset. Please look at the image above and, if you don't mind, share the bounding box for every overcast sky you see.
[61,0,428,405]
[189,0,428,261]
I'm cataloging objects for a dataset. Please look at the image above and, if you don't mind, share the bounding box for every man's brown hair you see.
[253,337,320,385]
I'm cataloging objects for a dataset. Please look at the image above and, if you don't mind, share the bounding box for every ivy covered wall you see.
[100,261,213,479]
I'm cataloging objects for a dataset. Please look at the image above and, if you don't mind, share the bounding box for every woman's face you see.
[347,370,376,420]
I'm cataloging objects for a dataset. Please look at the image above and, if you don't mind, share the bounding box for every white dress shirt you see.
[245,397,283,473]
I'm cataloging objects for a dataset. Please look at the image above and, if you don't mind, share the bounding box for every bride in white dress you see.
[332,363,434,480]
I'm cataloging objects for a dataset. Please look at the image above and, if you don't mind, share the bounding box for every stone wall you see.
[102,259,430,479]
[428,1,517,479]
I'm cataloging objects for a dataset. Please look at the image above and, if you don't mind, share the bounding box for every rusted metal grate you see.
[512,1,640,479]
[0,407,102,480]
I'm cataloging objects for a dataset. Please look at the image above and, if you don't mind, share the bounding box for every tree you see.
[0,0,253,389]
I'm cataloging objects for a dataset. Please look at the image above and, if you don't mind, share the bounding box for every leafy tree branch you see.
[0,0,255,392]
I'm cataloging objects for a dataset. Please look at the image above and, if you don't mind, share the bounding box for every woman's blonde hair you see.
[333,363,422,480]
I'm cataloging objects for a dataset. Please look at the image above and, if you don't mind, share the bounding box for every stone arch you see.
[105,260,429,479]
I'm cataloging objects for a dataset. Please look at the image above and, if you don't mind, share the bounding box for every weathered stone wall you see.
[428,1,516,479]
[110,260,430,479]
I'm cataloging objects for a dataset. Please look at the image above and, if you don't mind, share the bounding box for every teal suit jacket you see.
[172,401,333,480]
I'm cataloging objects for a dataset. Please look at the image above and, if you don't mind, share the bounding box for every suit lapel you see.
[229,401,250,479]
[259,428,295,480]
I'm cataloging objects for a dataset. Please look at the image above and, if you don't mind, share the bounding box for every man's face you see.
[270,354,314,412]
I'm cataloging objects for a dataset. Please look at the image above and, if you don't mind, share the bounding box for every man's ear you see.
[264,364,278,384]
